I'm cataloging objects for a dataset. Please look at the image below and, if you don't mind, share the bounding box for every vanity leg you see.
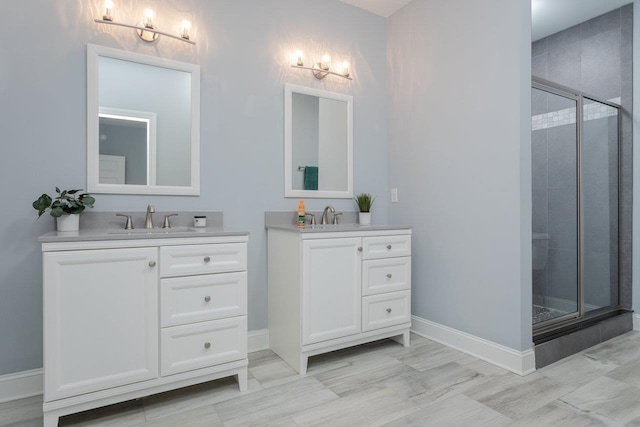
[236,368,248,392]
[299,355,309,375]
[391,331,410,348]
[43,411,59,427]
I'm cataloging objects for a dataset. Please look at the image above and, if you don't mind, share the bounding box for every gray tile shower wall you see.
[532,4,633,311]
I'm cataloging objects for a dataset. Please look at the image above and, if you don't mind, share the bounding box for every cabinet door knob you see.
[204,296,211,303]
[148,260,157,268]
[357,247,363,252]
[386,308,392,313]
[386,273,392,279]
[204,342,211,349]
[386,245,392,250]
[204,256,211,263]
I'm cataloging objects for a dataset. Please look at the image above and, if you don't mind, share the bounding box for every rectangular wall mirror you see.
[87,44,200,195]
[284,84,353,198]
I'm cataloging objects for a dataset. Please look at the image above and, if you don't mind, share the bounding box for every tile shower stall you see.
[531,79,620,329]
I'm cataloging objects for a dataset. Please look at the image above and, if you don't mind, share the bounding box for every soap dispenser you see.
[297,200,306,227]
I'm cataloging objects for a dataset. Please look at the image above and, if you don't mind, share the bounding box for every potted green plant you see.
[354,193,375,225]
[33,188,96,232]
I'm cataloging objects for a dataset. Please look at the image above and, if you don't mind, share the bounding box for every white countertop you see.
[265,223,411,233]
[38,227,249,243]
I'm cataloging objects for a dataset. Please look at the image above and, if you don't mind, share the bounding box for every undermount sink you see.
[108,227,198,235]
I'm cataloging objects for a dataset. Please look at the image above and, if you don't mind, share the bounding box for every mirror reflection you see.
[285,84,353,199]
[291,93,348,192]
[98,56,192,187]
[99,109,155,185]
[87,44,200,196]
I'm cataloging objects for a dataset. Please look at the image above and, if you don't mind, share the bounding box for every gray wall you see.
[0,0,389,376]
[532,5,633,312]
[387,0,533,351]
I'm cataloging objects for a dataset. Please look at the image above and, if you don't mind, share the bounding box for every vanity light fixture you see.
[103,0,114,21]
[94,1,196,45]
[291,50,352,81]
[180,20,192,40]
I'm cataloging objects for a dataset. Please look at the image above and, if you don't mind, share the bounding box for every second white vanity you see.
[267,222,412,374]
[40,224,248,427]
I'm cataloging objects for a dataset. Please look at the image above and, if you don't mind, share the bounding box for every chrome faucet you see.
[321,205,335,225]
[145,204,155,229]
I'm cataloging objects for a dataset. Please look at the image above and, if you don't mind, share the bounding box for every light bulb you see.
[143,8,154,28]
[295,50,303,66]
[321,54,331,70]
[103,0,114,21]
[180,20,191,39]
[341,61,350,77]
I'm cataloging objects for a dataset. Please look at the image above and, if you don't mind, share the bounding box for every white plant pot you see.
[57,214,80,232]
[359,212,371,225]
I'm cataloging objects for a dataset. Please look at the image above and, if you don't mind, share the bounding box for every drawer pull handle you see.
[386,308,392,314]
[148,260,156,268]
[357,247,363,252]
[387,245,392,250]
[204,342,211,349]
[204,256,211,263]
[386,273,393,279]
[204,296,211,303]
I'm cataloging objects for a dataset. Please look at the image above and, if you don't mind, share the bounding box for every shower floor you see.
[533,304,569,324]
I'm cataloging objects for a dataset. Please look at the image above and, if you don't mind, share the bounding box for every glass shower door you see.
[582,98,620,315]
[531,86,579,325]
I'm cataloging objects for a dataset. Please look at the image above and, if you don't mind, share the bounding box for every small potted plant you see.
[33,188,96,232]
[354,193,375,225]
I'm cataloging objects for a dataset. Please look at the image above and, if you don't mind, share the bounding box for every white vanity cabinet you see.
[302,237,362,345]
[43,247,159,401]
[268,227,411,374]
[41,234,248,427]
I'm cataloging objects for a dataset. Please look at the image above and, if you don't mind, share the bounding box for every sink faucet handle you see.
[147,204,155,213]
[305,213,316,226]
[116,214,134,230]
[162,214,179,229]
[332,212,343,225]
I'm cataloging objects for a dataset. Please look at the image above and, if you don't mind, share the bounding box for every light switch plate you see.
[391,188,398,203]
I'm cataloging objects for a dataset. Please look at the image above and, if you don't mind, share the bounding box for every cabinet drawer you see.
[363,257,411,296]
[161,317,247,376]
[161,272,247,327]
[362,235,411,260]
[362,291,411,332]
[160,243,247,278]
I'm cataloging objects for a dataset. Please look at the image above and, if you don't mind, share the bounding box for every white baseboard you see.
[411,316,536,376]
[634,314,640,331]
[248,328,270,353]
[0,331,271,404]
[0,369,43,404]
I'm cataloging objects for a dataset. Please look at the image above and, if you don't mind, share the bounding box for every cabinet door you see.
[44,247,159,401]
[302,238,361,345]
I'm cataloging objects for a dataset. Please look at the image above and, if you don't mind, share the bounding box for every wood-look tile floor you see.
[3,331,640,426]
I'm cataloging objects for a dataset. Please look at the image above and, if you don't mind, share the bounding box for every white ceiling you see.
[339,0,633,40]
[532,0,633,41]
[338,0,413,17]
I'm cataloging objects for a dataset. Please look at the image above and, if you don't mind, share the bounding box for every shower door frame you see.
[532,77,622,336]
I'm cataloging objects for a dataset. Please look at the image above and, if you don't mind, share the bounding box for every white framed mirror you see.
[87,44,200,195]
[284,83,353,198]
